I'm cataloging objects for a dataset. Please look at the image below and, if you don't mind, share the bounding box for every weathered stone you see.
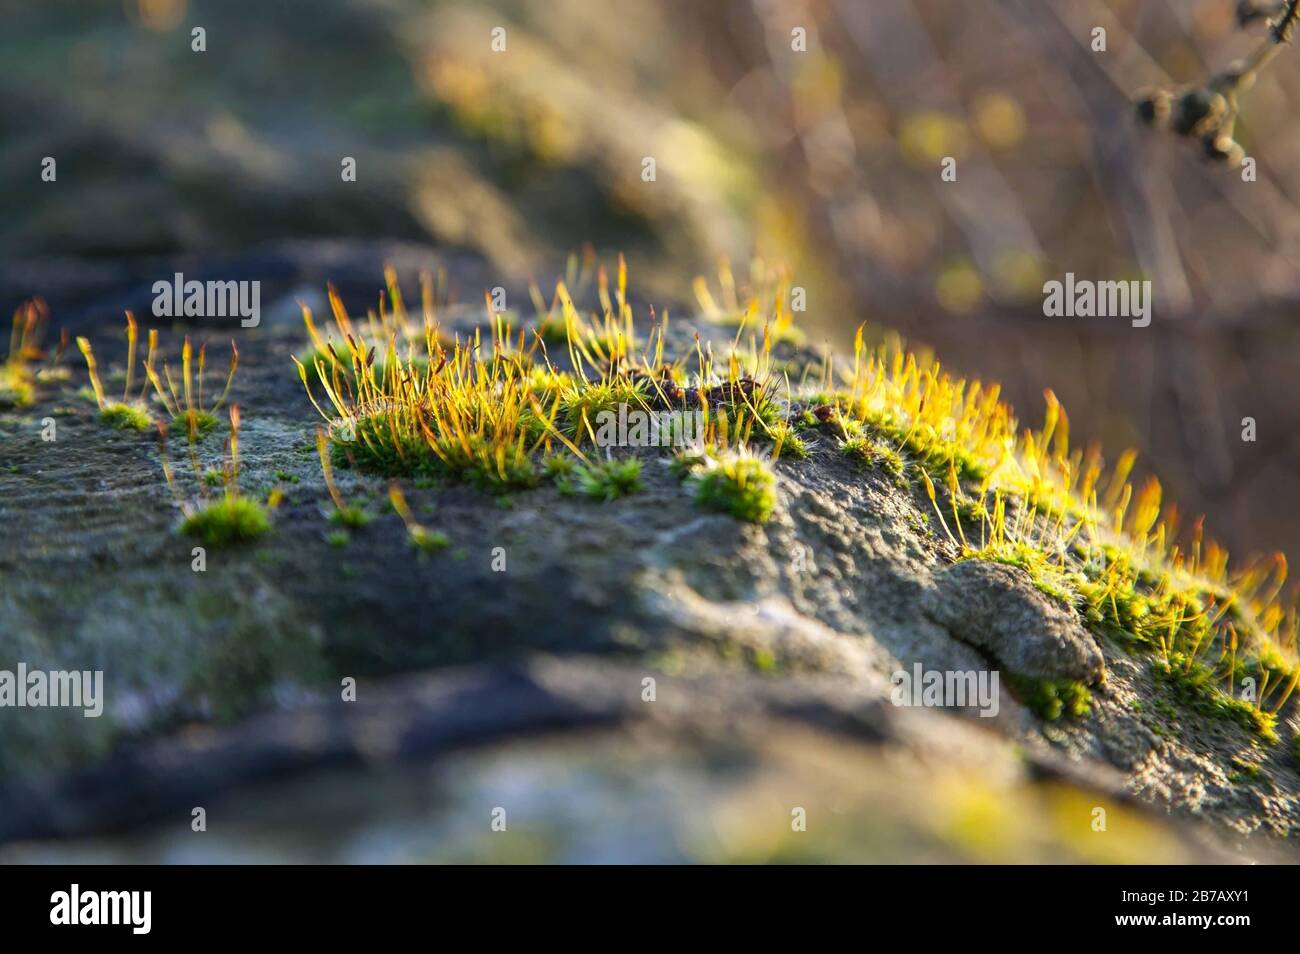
[921,559,1105,684]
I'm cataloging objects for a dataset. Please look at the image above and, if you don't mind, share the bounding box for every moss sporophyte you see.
[2,299,67,409]
[160,404,272,547]
[78,312,239,439]
[290,260,1298,726]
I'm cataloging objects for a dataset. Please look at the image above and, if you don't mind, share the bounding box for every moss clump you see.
[543,452,578,486]
[180,496,271,547]
[333,414,539,493]
[0,367,34,408]
[856,411,988,482]
[332,414,434,477]
[693,455,776,524]
[953,496,987,527]
[1152,655,1278,742]
[532,318,570,345]
[669,447,712,481]
[1228,755,1262,784]
[98,402,152,431]
[1008,676,1093,721]
[297,344,429,384]
[325,529,350,548]
[578,457,643,501]
[409,526,450,552]
[966,544,1078,608]
[173,409,220,441]
[765,422,808,459]
[841,435,905,482]
[329,504,372,530]
[558,377,649,440]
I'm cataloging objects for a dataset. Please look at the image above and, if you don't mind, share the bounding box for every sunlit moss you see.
[99,402,152,431]
[578,457,642,501]
[180,496,270,547]
[693,453,776,524]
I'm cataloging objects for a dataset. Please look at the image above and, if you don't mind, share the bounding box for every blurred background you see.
[1,0,1297,562]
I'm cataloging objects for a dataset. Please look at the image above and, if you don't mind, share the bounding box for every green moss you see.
[533,318,570,345]
[713,385,781,433]
[173,409,219,441]
[180,496,271,547]
[559,377,648,440]
[966,545,1078,607]
[203,469,224,487]
[954,496,986,527]
[858,411,987,481]
[332,414,537,492]
[693,455,776,524]
[409,526,450,552]
[98,402,152,431]
[1228,755,1262,784]
[325,529,350,548]
[297,344,429,384]
[329,504,372,530]
[669,447,712,481]
[841,435,905,483]
[765,422,808,459]
[578,457,643,501]
[1152,655,1278,742]
[543,452,578,485]
[0,367,35,408]
[1008,675,1092,721]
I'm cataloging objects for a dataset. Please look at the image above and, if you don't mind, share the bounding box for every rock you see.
[1,240,1295,861]
[921,560,1105,684]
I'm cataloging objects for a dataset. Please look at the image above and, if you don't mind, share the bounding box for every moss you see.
[669,447,712,480]
[961,544,1078,608]
[297,344,429,384]
[329,504,372,530]
[578,457,643,501]
[543,452,578,485]
[330,417,432,476]
[333,414,538,492]
[559,377,648,440]
[0,366,35,408]
[180,496,271,547]
[274,470,300,484]
[858,411,987,482]
[203,469,224,487]
[173,409,220,441]
[713,386,782,433]
[1008,675,1092,721]
[1228,755,1262,784]
[693,455,776,524]
[765,422,808,459]
[98,402,152,431]
[1152,655,1278,743]
[409,526,450,552]
[325,529,350,548]
[707,310,805,346]
[954,496,987,527]
[841,435,905,483]
[533,318,570,345]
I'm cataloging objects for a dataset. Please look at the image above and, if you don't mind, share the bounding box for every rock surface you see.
[922,560,1106,683]
[1,241,1297,862]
